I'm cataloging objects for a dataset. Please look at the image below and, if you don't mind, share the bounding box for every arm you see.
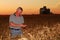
[9,15,27,27]
[9,22,27,27]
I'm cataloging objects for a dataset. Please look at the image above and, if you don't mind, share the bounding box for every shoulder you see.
[20,15,23,17]
[9,14,15,19]
[20,16,24,20]
[10,14,14,17]
[21,15,24,18]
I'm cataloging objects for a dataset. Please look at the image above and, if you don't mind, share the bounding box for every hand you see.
[19,24,27,27]
[22,25,27,27]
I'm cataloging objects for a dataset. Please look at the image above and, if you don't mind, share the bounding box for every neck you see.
[16,14,19,17]
[14,12,22,17]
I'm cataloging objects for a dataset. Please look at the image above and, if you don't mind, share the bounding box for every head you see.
[16,7,23,16]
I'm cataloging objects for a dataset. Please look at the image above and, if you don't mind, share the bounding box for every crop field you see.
[0,14,60,40]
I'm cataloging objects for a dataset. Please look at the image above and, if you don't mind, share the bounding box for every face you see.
[16,9,23,15]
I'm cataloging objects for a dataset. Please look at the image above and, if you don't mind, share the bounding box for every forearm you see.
[10,23,18,27]
[9,22,20,27]
[9,22,25,27]
[10,22,26,27]
[16,24,27,27]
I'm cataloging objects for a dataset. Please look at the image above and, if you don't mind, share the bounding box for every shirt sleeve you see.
[9,15,14,22]
[21,16,24,23]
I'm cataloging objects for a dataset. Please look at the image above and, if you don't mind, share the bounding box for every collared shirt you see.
[9,13,24,29]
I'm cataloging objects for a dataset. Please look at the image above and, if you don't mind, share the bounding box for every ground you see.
[0,14,60,40]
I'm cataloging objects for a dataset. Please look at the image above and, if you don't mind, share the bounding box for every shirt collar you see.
[14,13,22,17]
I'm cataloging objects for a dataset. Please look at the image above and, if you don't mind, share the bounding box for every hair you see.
[17,7,23,11]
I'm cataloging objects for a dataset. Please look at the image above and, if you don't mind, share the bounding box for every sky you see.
[0,0,60,15]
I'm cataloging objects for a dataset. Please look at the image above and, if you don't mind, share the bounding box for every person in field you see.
[9,7,27,39]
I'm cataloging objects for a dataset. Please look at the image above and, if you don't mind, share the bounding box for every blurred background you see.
[0,0,60,40]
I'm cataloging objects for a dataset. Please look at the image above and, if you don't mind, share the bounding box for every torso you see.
[9,14,24,29]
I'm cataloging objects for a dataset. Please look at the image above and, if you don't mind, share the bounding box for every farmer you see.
[9,7,27,39]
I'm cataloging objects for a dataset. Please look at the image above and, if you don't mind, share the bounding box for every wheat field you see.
[0,15,60,40]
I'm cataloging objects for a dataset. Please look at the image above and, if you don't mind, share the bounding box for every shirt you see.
[9,14,24,29]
